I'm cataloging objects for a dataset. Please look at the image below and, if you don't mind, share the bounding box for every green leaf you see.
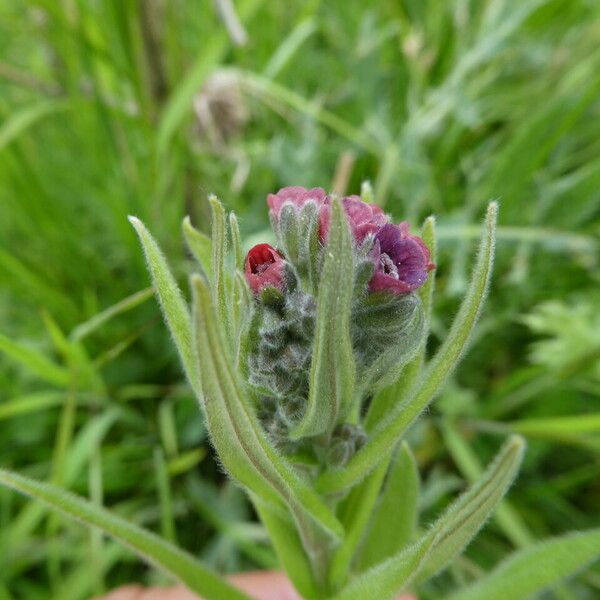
[442,420,533,547]
[447,529,600,600]
[0,333,70,387]
[416,435,525,582]
[254,502,318,600]
[328,460,390,591]
[182,216,213,279]
[331,533,436,600]
[128,216,201,397]
[0,469,252,600]
[334,436,523,600]
[191,275,344,541]
[317,202,497,494]
[292,197,356,439]
[356,442,420,571]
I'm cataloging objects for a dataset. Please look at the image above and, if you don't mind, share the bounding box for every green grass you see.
[0,0,599,598]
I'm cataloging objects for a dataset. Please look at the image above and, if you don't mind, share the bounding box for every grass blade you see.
[0,469,252,600]
[0,333,70,387]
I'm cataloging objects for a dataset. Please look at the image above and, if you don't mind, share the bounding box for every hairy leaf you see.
[447,529,600,600]
[416,435,525,581]
[317,203,497,494]
[357,442,420,571]
[129,217,201,396]
[331,533,435,600]
[334,436,523,600]
[255,502,318,600]
[292,197,356,439]
[191,275,343,541]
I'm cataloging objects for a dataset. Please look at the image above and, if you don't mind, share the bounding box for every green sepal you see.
[229,212,244,271]
[275,201,321,290]
[352,291,425,400]
[209,196,230,339]
[291,197,356,440]
[316,203,497,494]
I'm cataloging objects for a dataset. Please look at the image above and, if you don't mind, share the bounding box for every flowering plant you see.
[1,186,599,600]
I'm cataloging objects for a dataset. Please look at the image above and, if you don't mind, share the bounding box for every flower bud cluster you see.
[244,187,434,465]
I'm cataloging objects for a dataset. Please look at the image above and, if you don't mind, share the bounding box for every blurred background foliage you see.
[0,0,599,598]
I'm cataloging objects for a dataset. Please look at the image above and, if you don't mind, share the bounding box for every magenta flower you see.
[244,243,286,293]
[369,223,435,294]
[319,195,390,242]
[267,187,328,223]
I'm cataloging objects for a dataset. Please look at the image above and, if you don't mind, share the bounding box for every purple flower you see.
[245,243,286,293]
[268,186,328,221]
[320,195,390,242]
[369,223,435,294]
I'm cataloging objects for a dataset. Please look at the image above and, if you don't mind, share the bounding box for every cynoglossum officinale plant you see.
[2,187,599,600]
[127,186,529,600]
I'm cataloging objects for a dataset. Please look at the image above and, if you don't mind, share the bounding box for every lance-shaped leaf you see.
[129,217,200,397]
[0,469,252,600]
[333,436,524,600]
[254,502,318,600]
[182,216,212,279]
[192,275,344,540]
[317,203,497,494]
[447,528,600,600]
[365,216,437,430]
[415,435,525,582]
[356,442,420,571]
[331,533,436,600]
[291,197,356,439]
[327,460,390,590]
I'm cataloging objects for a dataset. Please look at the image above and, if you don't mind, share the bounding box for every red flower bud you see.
[244,243,286,293]
[267,187,328,222]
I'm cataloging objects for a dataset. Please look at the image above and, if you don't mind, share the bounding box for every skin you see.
[94,571,416,600]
